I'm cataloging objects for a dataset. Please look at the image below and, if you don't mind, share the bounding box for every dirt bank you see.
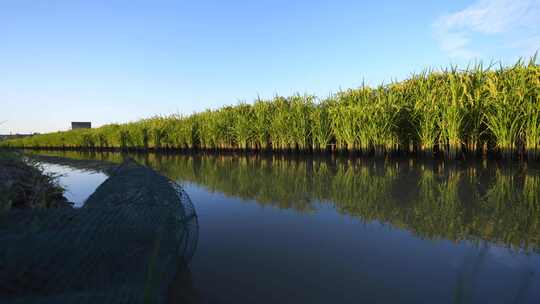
[0,151,71,211]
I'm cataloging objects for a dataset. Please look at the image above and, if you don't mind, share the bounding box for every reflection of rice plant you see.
[436,171,463,238]
[413,167,465,240]
[480,168,540,249]
[523,174,540,213]
[28,151,540,250]
[331,160,398,220]
[418,164,436,202]
[483,169,516,212]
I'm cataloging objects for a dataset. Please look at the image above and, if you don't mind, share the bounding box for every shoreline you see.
[3,145,534,162]
[0,151,70,211]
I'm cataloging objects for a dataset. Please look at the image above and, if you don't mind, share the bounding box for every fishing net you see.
[0,159,199,304]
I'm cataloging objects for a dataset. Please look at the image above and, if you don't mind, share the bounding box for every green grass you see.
[2,55,539,159]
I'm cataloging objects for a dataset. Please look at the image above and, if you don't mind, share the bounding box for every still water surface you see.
[34,151,540,304]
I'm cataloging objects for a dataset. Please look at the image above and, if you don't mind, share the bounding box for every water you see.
[32,151,540,303]
[41,163,108,207]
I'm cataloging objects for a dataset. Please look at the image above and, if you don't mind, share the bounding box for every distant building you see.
[71,122,91,129]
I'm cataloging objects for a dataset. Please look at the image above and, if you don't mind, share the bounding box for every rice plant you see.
[310,98,332,151]
[438,67,466,159]
[288,95,314,151]
[483,65,526,159]
[269,96,292,150]
[2,55,538,159]
[329,92,361,152]
[252,98,273,150]
[522,56,540,160]
[461,62,488,155]
[232,103,255,150]
[370,86,401,156]
[412,71,441,156]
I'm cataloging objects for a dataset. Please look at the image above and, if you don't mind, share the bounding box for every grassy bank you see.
[0,151,70,211]
[3,56,539,159]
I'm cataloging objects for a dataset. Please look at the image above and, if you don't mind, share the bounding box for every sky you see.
[1,0,539,134]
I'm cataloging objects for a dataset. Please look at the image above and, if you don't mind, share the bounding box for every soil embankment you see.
[0,152,70,211]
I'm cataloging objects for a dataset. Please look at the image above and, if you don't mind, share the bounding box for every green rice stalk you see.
[310,99,332,151]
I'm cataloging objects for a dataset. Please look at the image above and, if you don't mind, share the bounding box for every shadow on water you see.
[0,158,201,304]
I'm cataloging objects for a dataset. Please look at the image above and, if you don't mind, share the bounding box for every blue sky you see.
[1,0,538,133]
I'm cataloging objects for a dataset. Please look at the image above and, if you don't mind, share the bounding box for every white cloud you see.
[433,0,540,59]
[511,35,540,57]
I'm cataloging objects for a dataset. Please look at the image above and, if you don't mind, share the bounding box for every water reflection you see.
[28,151,540,252]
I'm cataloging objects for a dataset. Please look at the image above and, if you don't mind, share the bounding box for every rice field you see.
[3,56,539,159]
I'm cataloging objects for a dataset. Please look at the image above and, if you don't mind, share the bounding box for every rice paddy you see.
[3,56,539,159]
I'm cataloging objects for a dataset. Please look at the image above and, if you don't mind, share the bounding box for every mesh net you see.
[0,159,199,304]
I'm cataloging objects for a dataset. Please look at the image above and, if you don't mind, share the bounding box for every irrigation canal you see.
[27,151,540,303]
